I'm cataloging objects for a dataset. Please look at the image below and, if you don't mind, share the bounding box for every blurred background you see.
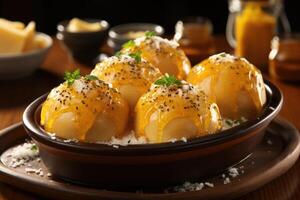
[0,0,299,35]
[0,0,300,81]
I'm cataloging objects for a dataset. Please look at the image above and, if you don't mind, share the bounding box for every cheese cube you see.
[0,22,26,54]
[23,21,36,52]
[67,18,102,32]
[0,18,25,29]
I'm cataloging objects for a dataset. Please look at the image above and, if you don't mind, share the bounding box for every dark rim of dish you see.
[23,79,282,155]
[57,19,110,33]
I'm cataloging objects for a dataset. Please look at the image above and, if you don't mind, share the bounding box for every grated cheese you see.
[223,177,231,184]
[25,167,44,177]
[228,167,239,178]
[7,142,39,168]
[134,36,179,49]
[209,52,237,63]
[97,130,147,146]
[204,182,214,188]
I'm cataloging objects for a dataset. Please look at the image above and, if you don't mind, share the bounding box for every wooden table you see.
[0,37,300,200]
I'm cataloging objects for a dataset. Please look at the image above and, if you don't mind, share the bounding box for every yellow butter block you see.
[24,34,47,51]
[0,22,26,54]
[235,2,276,67]
[0,18,25,29]
[23,21,36,52]
[34,34,47,49]
[67,18,102,32]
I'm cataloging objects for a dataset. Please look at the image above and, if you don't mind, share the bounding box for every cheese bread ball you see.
[187,53,266,120]
[121,35,191,79]
[91,54,161,109]
[41,77,129,142]
[135,75,221,143]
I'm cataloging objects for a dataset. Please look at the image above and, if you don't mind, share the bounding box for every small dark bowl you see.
[23,80,282,189]
[57,19,109,64]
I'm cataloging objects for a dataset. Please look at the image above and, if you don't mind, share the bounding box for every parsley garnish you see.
[85,75,98,81]
[31,144,38,151]
[128,51,142,63]
[145,31,156,38]
[225,119,233,126]
[122,40,135,48]
[225,117,246,127]
[154,74,182,87]
[64,69,81,86]
[219,53,226,57]
[115,51,122,58]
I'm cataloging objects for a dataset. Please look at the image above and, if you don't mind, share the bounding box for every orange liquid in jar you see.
[235,3,276,69]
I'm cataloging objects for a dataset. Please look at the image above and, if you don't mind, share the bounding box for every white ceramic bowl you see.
[0,33,53,79]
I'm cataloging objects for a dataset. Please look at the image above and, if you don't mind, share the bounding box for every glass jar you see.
[269,34,300,81]
[226,0,291,70]
[174,17,214,65]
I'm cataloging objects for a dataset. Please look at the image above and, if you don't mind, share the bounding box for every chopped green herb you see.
[145,31,156,38]
[154,74,182,87]
[122,40,135,48]
[31,144,38,151]
[64,69,81,86]
[128,51,142,63]
[225,119,233,126]
[219,53,226,57]
[114,51,122,58]
[85,75,98,81]
[234,117,246,125]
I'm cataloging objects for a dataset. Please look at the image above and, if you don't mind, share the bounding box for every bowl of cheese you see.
[56,18,109,64]
[0,18,52,79]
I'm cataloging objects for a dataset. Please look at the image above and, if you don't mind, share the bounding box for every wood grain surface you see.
[0,36,299,200]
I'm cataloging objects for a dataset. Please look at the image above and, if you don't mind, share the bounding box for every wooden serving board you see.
[0,117,299,200]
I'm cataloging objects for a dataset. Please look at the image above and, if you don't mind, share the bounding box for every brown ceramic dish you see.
[22,79,282,188]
